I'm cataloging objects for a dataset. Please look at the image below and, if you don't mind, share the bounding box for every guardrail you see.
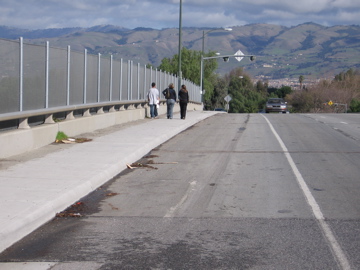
[0,100,148,129]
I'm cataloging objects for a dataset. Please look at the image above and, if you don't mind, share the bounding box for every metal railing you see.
[0,37,201,129]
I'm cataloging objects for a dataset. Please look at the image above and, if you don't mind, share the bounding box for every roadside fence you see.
[0,37,201,130]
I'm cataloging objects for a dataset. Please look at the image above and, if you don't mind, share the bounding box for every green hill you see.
[1,23,360,80]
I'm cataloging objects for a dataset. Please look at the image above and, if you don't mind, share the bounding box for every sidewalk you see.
[0,110,218,253]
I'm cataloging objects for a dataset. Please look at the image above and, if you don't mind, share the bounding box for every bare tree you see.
[289,69,360,112]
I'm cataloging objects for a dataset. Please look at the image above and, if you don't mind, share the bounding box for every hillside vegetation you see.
[287,69,360,113]
[1,23,360,80]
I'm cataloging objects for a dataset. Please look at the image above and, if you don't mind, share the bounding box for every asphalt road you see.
[1,113,360,270]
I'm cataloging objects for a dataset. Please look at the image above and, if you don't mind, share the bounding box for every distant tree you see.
[334,68,357,82]
[267,87,278,97]
[286,90,314,112]
[158,47,218,104]
[225,68,266,113]
[146,63,155,69]
[299,75,304,89]
[277,86,293,98]
[350,98,360,112]
[205,67,261,112]
[287,69,360,113]
[209,75,228,110]
[256,80,267,93]
[267,86,292,99]
[157,58,173,74]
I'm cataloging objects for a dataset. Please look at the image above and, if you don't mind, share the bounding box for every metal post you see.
[130,61,133,100]
[200,29,213,104]
[137,63,140,99]
[200,28,232,105]
[127,60,131,100]
[67,45,70,106]
[178,0,182,91]
[159,69,162,93]
[45,41,49,108]
[97,53,101,102]
[110,55,113,101]
[144,64,147,100]
[120,58,123,100]
[19,37,23,111]
[155,68,158,86]
[200,30,205,99]
[200,55,204,102]
[83,49,87,104]
[150,66,153,83]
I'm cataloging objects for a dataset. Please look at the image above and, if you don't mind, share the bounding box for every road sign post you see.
[224,95,232,103]
[224,95,232,112]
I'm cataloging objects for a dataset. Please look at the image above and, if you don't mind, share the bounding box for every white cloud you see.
[336,10,360,23]
[0,0,359,30]
[332,0,360,8]
[182,11,244,28]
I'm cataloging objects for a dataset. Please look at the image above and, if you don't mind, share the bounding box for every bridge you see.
[0,36,210,253]
[1,39,360,267]
[0,37,202,159]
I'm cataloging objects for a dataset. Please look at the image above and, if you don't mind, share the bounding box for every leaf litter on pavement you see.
[55,202,85,218]
[55,138,92,144]
[126,154,178,170]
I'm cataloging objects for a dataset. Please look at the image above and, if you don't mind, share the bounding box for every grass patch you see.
[56,131,68,141]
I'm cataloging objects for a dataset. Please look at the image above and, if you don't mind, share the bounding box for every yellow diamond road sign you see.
[328,101,333,106]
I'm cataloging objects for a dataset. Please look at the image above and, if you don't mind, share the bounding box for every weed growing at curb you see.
[56,131,68,141]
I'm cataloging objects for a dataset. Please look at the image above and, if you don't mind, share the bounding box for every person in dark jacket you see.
[178,84,189,119]
[162,83,177,119]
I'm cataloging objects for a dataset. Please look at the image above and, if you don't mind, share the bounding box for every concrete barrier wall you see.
[0,102,202,159]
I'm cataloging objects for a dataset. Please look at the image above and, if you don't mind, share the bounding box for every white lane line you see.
[262,115,351,270]
[164,181,197,218]
[341,122,348,124]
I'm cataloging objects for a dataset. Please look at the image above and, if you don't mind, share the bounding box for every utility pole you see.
[178,0,182,91]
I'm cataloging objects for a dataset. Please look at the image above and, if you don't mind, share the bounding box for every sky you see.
[0,0,360,30]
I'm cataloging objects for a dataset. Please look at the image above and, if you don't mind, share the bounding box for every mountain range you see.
[1,23,359,81]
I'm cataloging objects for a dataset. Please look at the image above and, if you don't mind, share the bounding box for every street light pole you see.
[200,28,232,104]
[178,0,183,91]
[200,30,206,102]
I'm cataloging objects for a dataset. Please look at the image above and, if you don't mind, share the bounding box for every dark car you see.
[265,98,288,113]
[214,108,227,112]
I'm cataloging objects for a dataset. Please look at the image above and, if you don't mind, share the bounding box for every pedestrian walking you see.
[178,84,189,120]
[147,82,159,119]
[162,83,177,119]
